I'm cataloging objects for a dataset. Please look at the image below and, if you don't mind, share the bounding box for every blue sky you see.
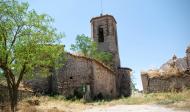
[21,0,190,90]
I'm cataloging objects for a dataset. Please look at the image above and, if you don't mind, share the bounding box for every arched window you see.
[98,27,104,42]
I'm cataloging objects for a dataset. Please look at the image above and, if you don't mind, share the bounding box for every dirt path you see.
[83,104,189,112]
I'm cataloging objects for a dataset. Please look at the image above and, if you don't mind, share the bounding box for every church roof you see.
[66,52,115,73]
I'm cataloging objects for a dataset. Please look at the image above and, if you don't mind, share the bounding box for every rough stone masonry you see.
[141,46,190,93]
[24,14,132,99]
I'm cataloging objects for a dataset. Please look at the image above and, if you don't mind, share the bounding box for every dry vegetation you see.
[1,90,190,112]
[15,96,88,112]
[9,90,188,112]
[109,90,190,111]
[141,65,182,78]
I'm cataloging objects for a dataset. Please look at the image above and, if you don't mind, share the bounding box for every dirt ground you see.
[35,102,189,112]
[83,104,189,112]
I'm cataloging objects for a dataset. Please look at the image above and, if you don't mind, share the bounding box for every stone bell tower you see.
[90,14,120,69]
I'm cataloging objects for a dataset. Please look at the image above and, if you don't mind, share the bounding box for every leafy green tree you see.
[93,51,112,65]
[0,0,64,111]
[70,34,112,64]
[71,34,96,56]
[0,68,3,75]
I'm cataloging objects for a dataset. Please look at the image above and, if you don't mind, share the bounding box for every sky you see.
[20,0,190,90]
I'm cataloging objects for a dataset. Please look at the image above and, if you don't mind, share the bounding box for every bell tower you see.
[90,14,120,68]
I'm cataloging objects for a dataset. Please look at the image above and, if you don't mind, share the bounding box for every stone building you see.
[56,53,117,99]
[25,14,132,99]
[141,46,190,93]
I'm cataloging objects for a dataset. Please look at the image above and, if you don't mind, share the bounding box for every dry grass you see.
[142,66,182,78]
[106,90,190,110]
[17,96,87,112]
[169,100,190,110]
[2,90,190,112]
[142,69,161,78]
[17,103,37,112]
[17,102,66,112]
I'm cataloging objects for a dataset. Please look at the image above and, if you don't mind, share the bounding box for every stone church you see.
[25,14,132,99]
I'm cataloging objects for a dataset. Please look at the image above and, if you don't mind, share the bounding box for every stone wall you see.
[117,68,131,97]
[24,78,49,94]
[92,61,117,99]
[23,67,57,95]
[141,73,190,93]
[0,85,33,104]
[57,53,92,98]
[56,53,118,99]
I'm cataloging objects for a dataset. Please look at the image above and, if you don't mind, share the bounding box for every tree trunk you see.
[2,64,26,112]
[8,85,18,112]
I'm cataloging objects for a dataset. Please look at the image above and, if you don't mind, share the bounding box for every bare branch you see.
[10,25,22,47]
[9,57,15,65]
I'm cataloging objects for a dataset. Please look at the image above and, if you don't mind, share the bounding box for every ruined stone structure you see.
[141,46,190,93]
[25,14,132,99]
[117,68,131,97]
[56,53,117,99]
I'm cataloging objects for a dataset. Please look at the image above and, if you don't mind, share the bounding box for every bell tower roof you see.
[90,14,117,24]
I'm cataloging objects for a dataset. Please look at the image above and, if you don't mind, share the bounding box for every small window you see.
[70,76,73,79]
[98,27,104,42]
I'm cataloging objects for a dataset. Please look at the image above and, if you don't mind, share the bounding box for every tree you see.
[0,0,64,111]
[70,34,112,64]
[71,34,96,56]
